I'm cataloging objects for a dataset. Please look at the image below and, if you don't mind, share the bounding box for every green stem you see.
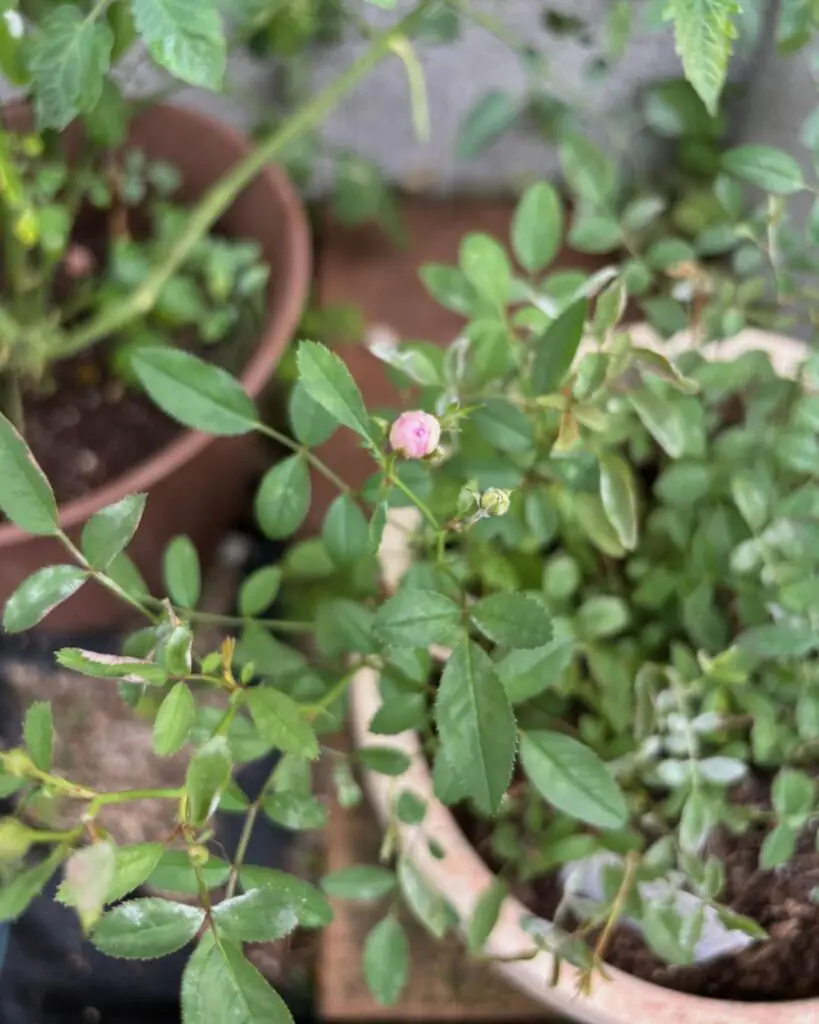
[60,535,158,622]
[224,759,285,900]
[255,422,353,496]
[84,786,183,819]
[56,0,437,359]
[174,607,315,633]
[387,471,440,531]
[0,373,24,433]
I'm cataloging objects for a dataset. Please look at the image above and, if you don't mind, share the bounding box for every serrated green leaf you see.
[511,182,562,274]
[467,877,506,953]
[289,381,337,447]
[772,769,815,822]
[0,412,58,535]
[91,897,203,958]
[247,686,318,759]
[519,730,627,830]
[322,494,370,566]
[81,493,146,569]
[163,535,200,608]
[667,0,738,114]
[532,298,588,395]
[130,0,226,90]
[321,865,396,902]
[29,5,113,130]
[153,682,195,756]
[362,914,409,1006]
[471,399,534,453]
[496,638,575,704]
[239,866,332,928]
[212,887,300,943]
[24,701,53,771]
[182,933,293,1024]
[106,842,164,904]
[374,588,461,648]
[469,593,552,649]
[599,452,638,550]
[296,340,372,440]
[254,455,310,540]
[418,264,477,315]
[131,347,256,436]
[434,639,516,815]
[185,735,232,825]
[3,565,87,632]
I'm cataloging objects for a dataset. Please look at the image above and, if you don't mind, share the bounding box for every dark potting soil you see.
[456,785,819,1002]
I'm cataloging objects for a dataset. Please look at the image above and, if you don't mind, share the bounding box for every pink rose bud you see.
[389,410,441,459]
[64,244,95,279]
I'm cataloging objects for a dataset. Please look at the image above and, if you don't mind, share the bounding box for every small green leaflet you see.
[721,144,806,195]
[211,886,301,943]
[467,877,507,953]
[532,298,588,395]
[321,865,396,902]
[56,648,167,685]
[152,682,195,756]
[456,90,521,160]
[459,233,510,310]
[238,566,281,617]
[185,735,232,825]
[598,452,638,550]
[397,855,448,938]
[163,535,201,608]
[106,843,164,904]
[254,455,311,539]
[246,686,319,759]
[296,340,373,441]
[81,493,146,569]
[23,701,53,771]
[362,915,410,1006]
[91,898,204,959]
[511,181,562,274]
[0,846,66,921]
[322,494,371,565]
[3,565,87,633]
[289,381,337,448]
[469,592,552,649]
[628,390,685,458]
[57,841,116,932]
[239,866,333,928]
[130,0,226,91]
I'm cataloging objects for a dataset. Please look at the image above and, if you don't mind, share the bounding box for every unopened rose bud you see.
[480,488,511,517]
[64,244,95,279]
[389,410,441,460]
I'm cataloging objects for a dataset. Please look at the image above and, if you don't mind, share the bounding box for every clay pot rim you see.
[350,327,819,1024]
[0,102,310,549]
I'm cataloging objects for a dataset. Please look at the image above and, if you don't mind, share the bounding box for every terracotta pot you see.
[349,329,819,1024]
[0,103,310,632]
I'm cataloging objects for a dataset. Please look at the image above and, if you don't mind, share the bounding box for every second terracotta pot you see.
[0,103,310,633]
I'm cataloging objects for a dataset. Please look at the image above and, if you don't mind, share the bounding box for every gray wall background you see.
[0,0,815,194]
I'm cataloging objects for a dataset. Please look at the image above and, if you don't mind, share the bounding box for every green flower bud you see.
[0,818,34,860]
[480,488,512,517]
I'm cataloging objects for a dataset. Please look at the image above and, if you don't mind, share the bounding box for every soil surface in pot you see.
[457,776,819,1001]
[4,211,260,510]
